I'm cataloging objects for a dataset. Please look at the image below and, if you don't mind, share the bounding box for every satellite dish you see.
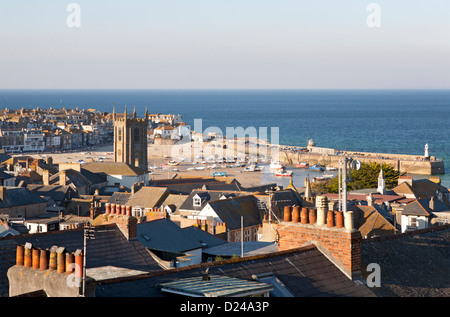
[352,159,361,171]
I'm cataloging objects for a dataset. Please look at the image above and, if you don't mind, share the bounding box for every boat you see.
[168,160,180,166]
[270,160,285,170]
[326,166,337,171]
[309,164,324,172]
[194,166,205,171]
[275,170,293,177]
[212,171,226,177]
[296,162,309,168]
[315,174,334,181]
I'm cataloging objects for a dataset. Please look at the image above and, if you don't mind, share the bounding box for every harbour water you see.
[0,89,449,188]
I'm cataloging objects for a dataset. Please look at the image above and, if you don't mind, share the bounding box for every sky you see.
[0,0,449,89]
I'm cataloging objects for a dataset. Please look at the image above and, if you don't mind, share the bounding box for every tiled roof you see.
[353,205,398,238]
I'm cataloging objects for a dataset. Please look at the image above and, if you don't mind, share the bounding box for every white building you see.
[23,129,45,152]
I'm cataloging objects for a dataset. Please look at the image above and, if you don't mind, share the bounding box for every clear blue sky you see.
[0,0,449,89]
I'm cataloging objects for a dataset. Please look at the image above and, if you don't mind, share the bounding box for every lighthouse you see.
[424,143,429,159]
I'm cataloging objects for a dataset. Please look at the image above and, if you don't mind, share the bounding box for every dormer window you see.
[193,196,202,207]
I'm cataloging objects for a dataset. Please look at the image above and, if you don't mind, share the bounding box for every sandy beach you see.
[32,143,264,188]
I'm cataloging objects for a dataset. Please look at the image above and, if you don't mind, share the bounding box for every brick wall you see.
[277,207,362,279]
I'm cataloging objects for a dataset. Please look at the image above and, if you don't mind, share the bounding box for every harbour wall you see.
[279,149,445,175]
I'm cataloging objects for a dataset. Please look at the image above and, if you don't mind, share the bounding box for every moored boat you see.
[309,164,324,172]
[296,162,309,168]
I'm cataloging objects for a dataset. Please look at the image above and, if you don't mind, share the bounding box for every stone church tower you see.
[113,106,148,171]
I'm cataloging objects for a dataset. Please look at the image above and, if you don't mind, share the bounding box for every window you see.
[408,216,417,227]
[134,127,140,141]
[193,196,202,207]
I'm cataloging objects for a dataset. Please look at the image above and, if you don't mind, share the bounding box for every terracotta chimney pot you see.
[335,211,344,228]
[301,207,309,224]
[284,205,292,222]
[327,210,335,227]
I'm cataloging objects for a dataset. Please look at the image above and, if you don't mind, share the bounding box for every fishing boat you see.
[275,170,293,177]
[212,171,226,177]
[309,164,324,172]
[296,162,309,168]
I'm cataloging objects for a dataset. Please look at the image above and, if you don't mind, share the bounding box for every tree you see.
[315,161,401,194]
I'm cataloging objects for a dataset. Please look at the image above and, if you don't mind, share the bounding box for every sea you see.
[0,89,449,189]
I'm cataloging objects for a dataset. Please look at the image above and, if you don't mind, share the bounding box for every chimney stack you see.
[43,169,50,186]
[277,195,361,280]
[0,187,6,202]
[59,170,67,186]
[429,197,435,211]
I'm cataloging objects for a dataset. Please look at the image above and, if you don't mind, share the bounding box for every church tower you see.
[377,169,387,195]
[113,106,148,170]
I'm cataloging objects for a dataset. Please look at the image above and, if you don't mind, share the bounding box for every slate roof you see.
[149,177,241,195]
[26,184,76,203]
[401,197,450,217]
[125,187,169,209]
[204,195,262,230]
[137,218,225,253]
[94,245,376,297]
[83,162,147,176]
[361,225,450,297]
[0,188,47,209]
[159,194,188,214]
[179,189,247,213]
[107,192,132,205]
[0,224,162,297]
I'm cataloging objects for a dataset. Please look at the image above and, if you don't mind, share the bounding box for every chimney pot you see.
[39,249,49,271]
[292,206,300,223]
[16,245,24,266]
[24,243,32,268]
[74,250,83,279]
[121,205,126,216]
[57,247,66,274]
[283,205,292,222]
[105,203,111,214]
[32,248,40,270]
[126,206,132,217]
[301,207,309,224]
[65,253,75,275]
[344,211,354,230]
[327,210,335,227]
[335,211,344,228]
[316,196,328,226]
[49,246,58,271]
[309,208,317,224]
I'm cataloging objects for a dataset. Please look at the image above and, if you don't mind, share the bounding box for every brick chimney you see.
[92,213,137,240]
[277,195,362,280]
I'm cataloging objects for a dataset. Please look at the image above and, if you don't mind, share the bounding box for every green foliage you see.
[313,161,401,194]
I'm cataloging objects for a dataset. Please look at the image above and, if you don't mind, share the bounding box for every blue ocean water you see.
[0,89,449,187]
